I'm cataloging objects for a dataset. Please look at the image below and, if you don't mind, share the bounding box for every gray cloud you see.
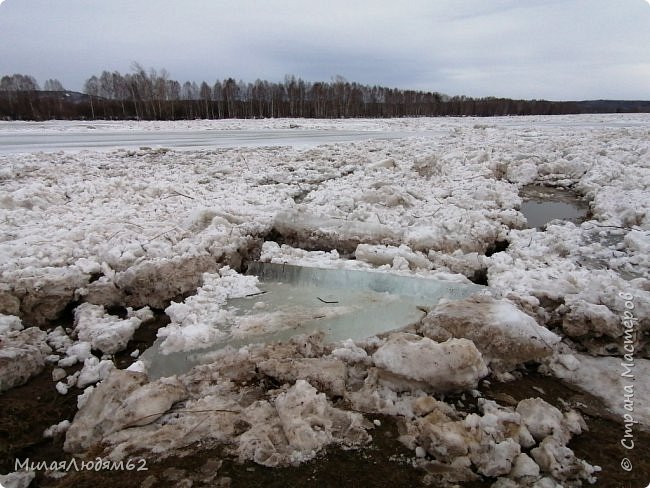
[0,0,648,99]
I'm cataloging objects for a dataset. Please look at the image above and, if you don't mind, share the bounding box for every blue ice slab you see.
[141,262,487,379]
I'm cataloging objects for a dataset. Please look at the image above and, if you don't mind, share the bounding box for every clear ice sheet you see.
[142,263,488,378]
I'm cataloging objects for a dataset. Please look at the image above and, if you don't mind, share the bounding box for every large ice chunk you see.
[0,313,23,334]
[420,295,561,371]
[64,369,187,454]
[372,333,488,392]
[542,352,650,428]
[238,380,370,466]
[273,209,403,251]
[73,303,144,355]
[0,327,51,392]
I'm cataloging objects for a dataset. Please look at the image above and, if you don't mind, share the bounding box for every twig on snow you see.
[245,290,268,297]
[317,297,339,304]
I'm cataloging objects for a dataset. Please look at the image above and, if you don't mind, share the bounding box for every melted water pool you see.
[141,263,487,378]
[520,185,589,228]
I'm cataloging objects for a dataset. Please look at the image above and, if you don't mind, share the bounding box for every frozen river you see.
[0,127,411,153]
[1,114,647,153]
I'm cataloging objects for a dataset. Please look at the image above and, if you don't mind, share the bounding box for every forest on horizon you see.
[1,66,648,121]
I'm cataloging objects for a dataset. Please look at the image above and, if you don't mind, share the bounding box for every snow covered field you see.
[1,114,649,486]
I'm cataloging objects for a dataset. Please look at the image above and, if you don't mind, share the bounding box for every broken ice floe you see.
[488,223,650,356]
[73,303,146,355]
[372,333,488,391]
[64,335,370,467]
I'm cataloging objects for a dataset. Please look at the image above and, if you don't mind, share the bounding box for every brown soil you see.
[0,364,80,483]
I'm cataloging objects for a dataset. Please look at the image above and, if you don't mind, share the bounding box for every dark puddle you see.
[520,185,589,229]
[113,310,170,370]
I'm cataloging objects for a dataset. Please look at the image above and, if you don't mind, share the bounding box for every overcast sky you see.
[0,0,648,100]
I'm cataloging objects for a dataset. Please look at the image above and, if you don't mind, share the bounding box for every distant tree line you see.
[0,66,646,121]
